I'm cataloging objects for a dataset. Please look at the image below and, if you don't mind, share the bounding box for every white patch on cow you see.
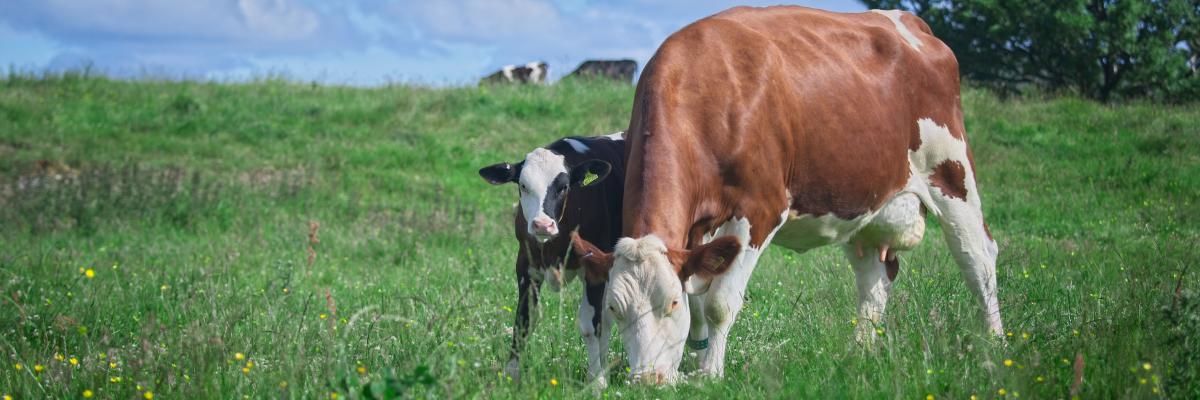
[563,138,590,154]
[526,62,545,84]
[911,118,980,209]
[518,148,567,241]
[871,9,923,51]
[773,211,876,253]
[502,65,516,82]
[603,131,625,141]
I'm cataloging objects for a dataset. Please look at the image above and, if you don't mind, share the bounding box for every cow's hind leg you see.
[844,244,895,343]
[927,184,1004,336]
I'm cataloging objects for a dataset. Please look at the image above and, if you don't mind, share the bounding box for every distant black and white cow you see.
[567,59,638,83]
[480,62,549,85]
[478,132,625,387]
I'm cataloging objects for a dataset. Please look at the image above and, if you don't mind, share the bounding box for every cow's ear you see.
[479,162,521,185]
[569,160,612,188]
[675,236,740,294]
[571,231,613,283]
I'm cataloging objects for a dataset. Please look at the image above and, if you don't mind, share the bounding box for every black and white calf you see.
[478,132,625,387]
[480,62,549,85]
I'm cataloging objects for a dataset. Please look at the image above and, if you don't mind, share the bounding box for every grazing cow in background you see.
[480,61,549,85]
[478,132,625,388]
[572,6,1004,384]
[567,59,638,83]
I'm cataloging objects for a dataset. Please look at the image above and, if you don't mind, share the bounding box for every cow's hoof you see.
[591,376,608,392]
[854,325,879,346]
[504,359,521,383]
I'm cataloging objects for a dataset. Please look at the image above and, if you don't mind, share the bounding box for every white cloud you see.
[0,0,868,84]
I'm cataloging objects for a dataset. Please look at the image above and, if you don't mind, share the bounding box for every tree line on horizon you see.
[860,0,1199,102]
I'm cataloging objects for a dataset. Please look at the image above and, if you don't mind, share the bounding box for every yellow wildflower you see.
[998,388,1007,396]
[331,393,340,399]
[144,391,154,400]
[279,381,288,389]
[926,395,934,400]
[320,313,328,319]
[235,352,245,361]
[3,395,10,400]
[356,366,367,375]
[109,362,117,369]
[85,269,95,278]
[1143,362,1152,371]
[1021,332,1030,340]
[242,367,251,374]
[1140,378,1147,385]
[1036,376,1045,383]
[55,353,65,362]
[14,363,22,371]
[1003,359,1013,367]
[70,357,79,366]
[33,364,44,372]
[550,378,558,386]
[83,390,94,398]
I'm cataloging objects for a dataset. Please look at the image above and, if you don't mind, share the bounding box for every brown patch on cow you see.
[929,160,968,201]
[884,257,899,281]
[982,221,993,240]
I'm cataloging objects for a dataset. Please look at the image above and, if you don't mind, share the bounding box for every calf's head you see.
[572,232,740,384]
[479,148,611,242]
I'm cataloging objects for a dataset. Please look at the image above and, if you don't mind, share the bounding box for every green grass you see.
[1,74,1197,399]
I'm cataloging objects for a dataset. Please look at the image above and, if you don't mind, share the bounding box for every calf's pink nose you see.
[532,218,557,235]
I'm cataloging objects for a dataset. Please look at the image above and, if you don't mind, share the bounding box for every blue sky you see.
[0,1,865,86]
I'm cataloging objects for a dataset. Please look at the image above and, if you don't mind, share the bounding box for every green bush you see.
[862,0,1200,102]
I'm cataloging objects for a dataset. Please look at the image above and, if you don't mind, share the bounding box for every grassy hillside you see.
[1,75,1197,399]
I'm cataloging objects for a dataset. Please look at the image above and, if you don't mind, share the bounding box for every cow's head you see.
[571,232,740,384]
[479,148,612,242]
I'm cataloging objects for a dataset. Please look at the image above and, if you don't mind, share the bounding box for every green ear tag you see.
[583,171,599,186]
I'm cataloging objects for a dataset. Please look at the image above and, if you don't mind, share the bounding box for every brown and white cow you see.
[479,133,625,387]
[571,6,1004,383]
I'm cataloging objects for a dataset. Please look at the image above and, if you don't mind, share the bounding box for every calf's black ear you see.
[479,162,521,185]
[569,160,612,188]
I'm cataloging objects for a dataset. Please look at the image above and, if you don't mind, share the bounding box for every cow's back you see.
[624,6,966,245]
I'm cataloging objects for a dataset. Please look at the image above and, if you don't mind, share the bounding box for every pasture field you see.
[1,74,1198,399]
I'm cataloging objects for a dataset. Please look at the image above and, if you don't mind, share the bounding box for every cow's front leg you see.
[505,267,541,383]
[579,281,610,389]
[698,245,767,377]
[686,292,709,368]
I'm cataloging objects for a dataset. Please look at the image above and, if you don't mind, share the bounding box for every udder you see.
[849,192,926,261]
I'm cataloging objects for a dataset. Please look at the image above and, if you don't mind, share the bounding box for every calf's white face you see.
[516,148,568,241]
[479,147,612,242]
[572,233,740,384]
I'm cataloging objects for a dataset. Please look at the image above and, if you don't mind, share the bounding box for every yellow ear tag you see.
[583,171,599,186]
